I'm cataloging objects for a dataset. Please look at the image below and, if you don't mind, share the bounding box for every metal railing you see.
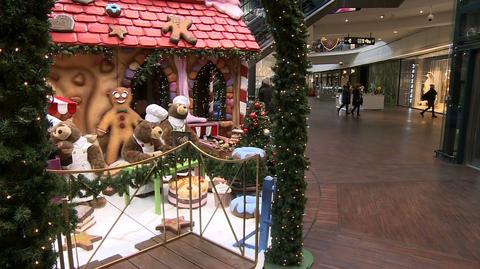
[48,141,262,269]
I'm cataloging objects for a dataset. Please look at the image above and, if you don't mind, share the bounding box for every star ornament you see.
[155,216,194,234]
[63,232,102,251]
[109,25,128,40]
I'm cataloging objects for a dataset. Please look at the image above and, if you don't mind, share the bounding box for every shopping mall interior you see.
[247,0,480,268]
[3,0,480,269]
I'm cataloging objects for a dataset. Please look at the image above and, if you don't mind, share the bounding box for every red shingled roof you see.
[50,0,260,51]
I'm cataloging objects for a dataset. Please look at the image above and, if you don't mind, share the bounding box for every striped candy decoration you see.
[239,60,248,122]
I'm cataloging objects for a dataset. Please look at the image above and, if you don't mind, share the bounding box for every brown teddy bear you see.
[120,104,169,197]
[96,87,143,165]
[160,96,199,148]
[121,120,166,163]
[50,120,107,179]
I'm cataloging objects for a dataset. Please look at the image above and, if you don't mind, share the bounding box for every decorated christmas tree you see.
[0,0,66,267]
[239,101,272,151]
[261,0,311,266]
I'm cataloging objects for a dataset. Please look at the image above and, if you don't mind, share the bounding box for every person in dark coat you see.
[350,86,363,116]
[337,85,351,115]
[420,84,438,118]
[258,77,273,113]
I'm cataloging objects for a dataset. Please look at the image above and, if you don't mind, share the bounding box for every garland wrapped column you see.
[0,0,65,267]
[260,0,310,266]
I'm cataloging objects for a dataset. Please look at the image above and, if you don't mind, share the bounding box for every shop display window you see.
[399,52,451,113]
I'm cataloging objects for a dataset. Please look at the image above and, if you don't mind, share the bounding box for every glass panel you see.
[460,11,480,40]
[399,54,451,113]
[453,52,472,154]
[466,52,480,166]
[398,59,417,107]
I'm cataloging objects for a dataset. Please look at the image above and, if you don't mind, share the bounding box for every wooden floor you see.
[303,99,480,269]
[99,233,255,269]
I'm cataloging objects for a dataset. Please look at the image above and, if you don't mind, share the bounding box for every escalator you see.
[242,0,337,60]
[242,0,406,63]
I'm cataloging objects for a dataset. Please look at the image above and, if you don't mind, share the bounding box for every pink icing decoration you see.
[169,82,177,91]
[205,0,244,20]
[174,56,207,124]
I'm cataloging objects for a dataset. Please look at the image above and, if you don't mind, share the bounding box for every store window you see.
[399,51,451,113]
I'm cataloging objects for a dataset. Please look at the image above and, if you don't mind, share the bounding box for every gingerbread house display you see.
[48,0,259,163]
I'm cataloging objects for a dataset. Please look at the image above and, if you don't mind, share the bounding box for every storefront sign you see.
[343,37,376,45]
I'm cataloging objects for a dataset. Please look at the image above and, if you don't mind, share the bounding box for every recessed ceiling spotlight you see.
[393,30,399,34]
[378,38,382,41]
[345,18,349,22]
[380,15,384,19]
[420,10,424,14]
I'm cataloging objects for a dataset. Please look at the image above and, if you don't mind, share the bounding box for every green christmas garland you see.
[49,44,114,58]
[48,44,257,61]
[64,147,196,200]
[261,0,311,266]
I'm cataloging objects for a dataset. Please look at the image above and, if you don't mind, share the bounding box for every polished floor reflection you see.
[303,99,480,269]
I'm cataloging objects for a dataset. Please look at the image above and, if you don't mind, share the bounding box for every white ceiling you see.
[309,0,455,43]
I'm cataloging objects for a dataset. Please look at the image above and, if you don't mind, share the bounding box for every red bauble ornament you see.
[243,128,249,134]
[261,111,267,116]
[250,112,257,119]
[253,122,259,128]
[254,102,261,109]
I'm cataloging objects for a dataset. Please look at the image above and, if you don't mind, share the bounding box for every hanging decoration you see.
[162,15,197,45]
[320,37,341,51]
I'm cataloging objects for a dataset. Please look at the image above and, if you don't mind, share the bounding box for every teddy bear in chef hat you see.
[122,104,168,163]
[159,96,200,147]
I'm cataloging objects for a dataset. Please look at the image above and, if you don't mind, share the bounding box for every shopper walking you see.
[420,84,438,118]
[337,85,351,115]
[351,85,363,116]
[258,77,273,113]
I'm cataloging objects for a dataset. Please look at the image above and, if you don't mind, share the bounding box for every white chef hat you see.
[145,104,168,123]
[172,95,189,106]
[47,114,62,132]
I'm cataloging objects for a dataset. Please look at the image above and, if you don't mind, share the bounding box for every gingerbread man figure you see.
[97,87,142,164]
[162,15,197,45]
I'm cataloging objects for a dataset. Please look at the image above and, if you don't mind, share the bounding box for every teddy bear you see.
[96,87,143,165]
[159,96,200,148]
[121,121,164,162]
[50,120,107,180]
[120,104,168,196]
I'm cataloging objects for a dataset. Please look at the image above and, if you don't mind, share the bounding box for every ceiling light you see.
[380,15,384,19]
[420,10,424,14]
[393,30,398,34]
[378,38,382,41]
[345,18,349,23]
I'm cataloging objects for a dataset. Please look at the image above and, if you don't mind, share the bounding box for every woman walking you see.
[351,86,363,116]
[337,85,351,115]
[420,84,438,118]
